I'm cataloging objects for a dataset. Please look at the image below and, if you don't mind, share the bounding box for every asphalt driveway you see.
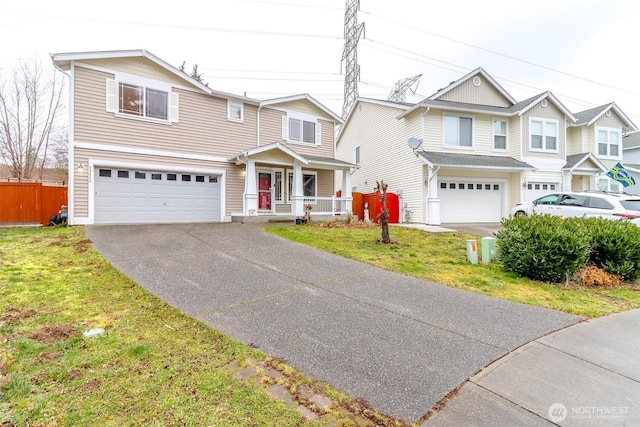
[86,222,580,423]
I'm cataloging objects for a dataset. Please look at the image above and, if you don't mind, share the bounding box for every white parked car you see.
[511,191,640,220]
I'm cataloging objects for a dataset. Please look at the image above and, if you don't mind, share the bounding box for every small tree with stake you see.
[376,180,391,244]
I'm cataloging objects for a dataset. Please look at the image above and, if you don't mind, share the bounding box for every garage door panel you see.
[439,180,503,223]
[95,168,222,224]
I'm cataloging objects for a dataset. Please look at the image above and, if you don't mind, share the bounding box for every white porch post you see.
[342,169,353,214]
[244,160,258,215]
[292,163,304,216]
[562,170,572,191]
[426,165,441,225]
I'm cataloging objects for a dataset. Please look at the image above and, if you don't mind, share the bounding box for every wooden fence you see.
[0,182,68,226]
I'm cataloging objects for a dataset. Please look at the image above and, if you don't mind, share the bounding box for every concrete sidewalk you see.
[426,309,640,426]
[86,223,584,423]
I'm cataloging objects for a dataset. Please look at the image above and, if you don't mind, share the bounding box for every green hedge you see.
[496,215,640,283]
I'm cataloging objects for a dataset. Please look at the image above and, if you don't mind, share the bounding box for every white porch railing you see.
[303,196,350,215]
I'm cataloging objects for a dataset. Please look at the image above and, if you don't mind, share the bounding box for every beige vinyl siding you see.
[336,102,424,222]
[269,100,338,119]
[521,103,566,159]
[596,112,625,129]
[566,125,588,155]
[436,75,512,107]
[81,58,200,90]
[74,66,258,157]
[74,147,244,218]
[259,107,336,158]
[72,153,90,217]
[508,116,520,159]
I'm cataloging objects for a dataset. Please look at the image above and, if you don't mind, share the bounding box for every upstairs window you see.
[493,119,507,150]
[119,83,168,120]
[530,119,558,152]
[352,146,360,164]
[443,115,473,147]
[282,113,321,145]
[227,100,244,122]
[106,78,178,122]
[597,127,620,158]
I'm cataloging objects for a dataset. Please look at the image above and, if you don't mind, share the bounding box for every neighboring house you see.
[336,67,638,224]
[51,50,353,225]
[568,103,637,193]
[622,131,640,195]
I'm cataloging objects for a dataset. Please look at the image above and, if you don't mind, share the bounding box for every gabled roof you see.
[563,152,608,173]
[571,103,638,131]
[338,97,413,142]
[396,91,577,121]
[427,67,517,104]
[515,92,577,122]
[227,142,355,170]
[50,49,260,104]
[623,131,640,150]
[228,142,308,165]
[416,151,534,170]
[261,93,343,124]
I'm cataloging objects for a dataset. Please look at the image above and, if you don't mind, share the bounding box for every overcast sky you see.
[2,0,639,124]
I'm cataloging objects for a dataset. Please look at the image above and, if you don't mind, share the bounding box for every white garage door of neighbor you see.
[95,168,222,224]
[525,182,559,202]
[439,180,503,222]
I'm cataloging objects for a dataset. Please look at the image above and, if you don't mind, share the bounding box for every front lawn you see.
[266,223,640,317]
[0,226,405,426]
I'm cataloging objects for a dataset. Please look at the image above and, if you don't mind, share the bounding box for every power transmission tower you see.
[388,74,422,102]
[341,0,364,118]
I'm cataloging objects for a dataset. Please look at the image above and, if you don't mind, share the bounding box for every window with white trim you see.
[227,100,244,122]
[530,118,558,152]
[274,169,283,204]
[443,114,473,147]
[286,170,317,202]
[282,113,321,145]
[492,119,507,150]
[352,146,360,164]
[598,177,622,193]
[106,78,178,122]
[597,127,621,158]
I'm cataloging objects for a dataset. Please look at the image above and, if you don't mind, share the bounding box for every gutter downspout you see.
[256,104,262,148]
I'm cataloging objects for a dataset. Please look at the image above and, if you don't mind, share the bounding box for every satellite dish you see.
[407,137,423,150]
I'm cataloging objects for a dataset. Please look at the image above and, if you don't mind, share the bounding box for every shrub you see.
[581,217,640,281]
[576,265,623,287]
[496,215,590,283]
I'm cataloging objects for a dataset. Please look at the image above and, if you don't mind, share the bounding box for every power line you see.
[360,8,640,99]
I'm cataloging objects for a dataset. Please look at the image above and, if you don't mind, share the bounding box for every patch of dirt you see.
[1,308,37,324]
[29,323,78,343]
[48,238,64,247]
[82,378,102,392]
[36,352,62,363]
[74,239,92,253]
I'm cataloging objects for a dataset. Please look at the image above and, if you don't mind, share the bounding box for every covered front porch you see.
[228,142,355,222]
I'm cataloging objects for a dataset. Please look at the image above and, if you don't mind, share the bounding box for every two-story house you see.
[336,67,638,225]
[51,50,353,225]
[622,131,640,195]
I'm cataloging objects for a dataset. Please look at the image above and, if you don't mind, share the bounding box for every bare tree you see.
[377,180,391,244]
[0,61,65,180]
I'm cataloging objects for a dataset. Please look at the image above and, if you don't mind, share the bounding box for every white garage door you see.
[525,182,559,202]
[95,168,222,224]
[439,180,503,222]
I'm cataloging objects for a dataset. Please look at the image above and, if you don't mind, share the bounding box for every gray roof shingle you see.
[623,131,640,150]
[417,151,534,169]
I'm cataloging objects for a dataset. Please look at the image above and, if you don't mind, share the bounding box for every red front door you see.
[258,172,272,210]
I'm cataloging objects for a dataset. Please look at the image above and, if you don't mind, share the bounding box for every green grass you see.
[0,226,405,426]
[266,223,640,318]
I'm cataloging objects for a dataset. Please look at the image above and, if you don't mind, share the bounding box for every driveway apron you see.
[86,223,581,423]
